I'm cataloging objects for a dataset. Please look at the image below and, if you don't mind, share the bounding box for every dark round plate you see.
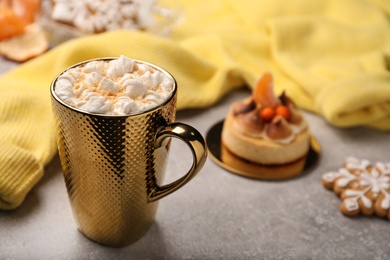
[206,120,320,180]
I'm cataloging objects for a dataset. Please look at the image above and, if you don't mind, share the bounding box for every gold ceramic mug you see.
[50,58,207,247]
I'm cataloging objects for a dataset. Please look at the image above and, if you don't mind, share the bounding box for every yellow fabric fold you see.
[1,0,390,209]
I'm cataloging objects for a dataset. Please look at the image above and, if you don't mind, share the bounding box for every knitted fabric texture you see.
[0,0,389,209]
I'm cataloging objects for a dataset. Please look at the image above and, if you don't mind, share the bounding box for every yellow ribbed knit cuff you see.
[0,141,43,210]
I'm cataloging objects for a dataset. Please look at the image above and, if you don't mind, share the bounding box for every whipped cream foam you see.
[54,55,175,115]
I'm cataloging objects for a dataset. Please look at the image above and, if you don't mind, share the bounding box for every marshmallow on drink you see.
[54,55,175,115]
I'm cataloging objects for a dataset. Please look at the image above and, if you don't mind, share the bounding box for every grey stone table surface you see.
[1,56,390,260]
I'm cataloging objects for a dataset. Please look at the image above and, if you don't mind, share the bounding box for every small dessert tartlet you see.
[221,73,310,165]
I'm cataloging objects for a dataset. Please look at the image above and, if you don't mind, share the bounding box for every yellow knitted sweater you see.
[0,0,389,209]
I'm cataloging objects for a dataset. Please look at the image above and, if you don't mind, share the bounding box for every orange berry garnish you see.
[260,107,276,121]
[276,105,291,119]
[253,72,280,107]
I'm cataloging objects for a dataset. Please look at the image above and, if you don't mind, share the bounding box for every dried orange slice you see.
[253,72,280,107]
[0,6,26,40]
[0,24,48,62]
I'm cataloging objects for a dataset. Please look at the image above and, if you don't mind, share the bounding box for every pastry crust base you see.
[221,108,310,165]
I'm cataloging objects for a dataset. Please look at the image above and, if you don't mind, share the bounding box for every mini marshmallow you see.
[160,77,174,91]
[144,90,164,105]
[83,61,105,74]
[121,4,137,19]
[56,75,75,87]
[135,63,150,75]
[97,78,119,94]
[85,72,102,88]
[55,83,76,105]
[79,90,99,105]
[113,96,137,115]
[106,56,135,79]
[124,79,147,98]
[81,96,112,114]
[141,71,165,89]
[51,2,76,24]
[67,70,81,81]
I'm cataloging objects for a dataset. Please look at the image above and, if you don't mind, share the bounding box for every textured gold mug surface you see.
[50,58,207,247]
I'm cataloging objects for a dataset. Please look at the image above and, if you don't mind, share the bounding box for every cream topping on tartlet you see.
[232,73,308,144]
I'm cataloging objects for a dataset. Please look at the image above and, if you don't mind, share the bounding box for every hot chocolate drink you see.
[54,55,175,115]
[50,57,207,247]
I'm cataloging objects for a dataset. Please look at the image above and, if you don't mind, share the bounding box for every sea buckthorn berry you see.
[260,107,275,121]
[276,105,291,119]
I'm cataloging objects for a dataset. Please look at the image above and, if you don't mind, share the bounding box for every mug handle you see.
[148,122,207,202]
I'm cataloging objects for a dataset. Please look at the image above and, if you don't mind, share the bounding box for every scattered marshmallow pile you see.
[50,0,156,33]
[54,55,175,115]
